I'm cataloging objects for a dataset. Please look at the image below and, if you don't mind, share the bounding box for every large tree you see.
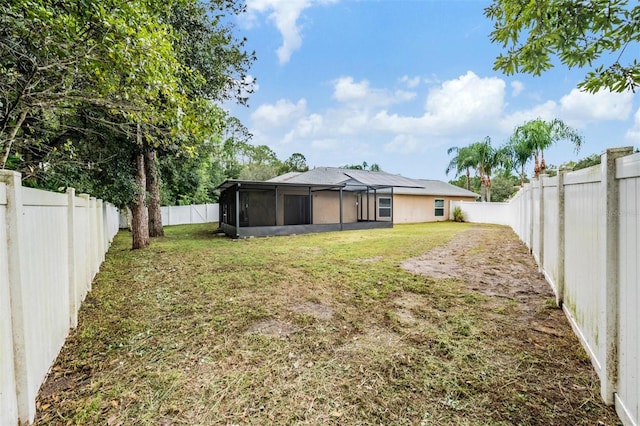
[506,133,534,187]
[485,0,640,92]
[510,118,583,178]
[446,145,477,191]
[1,0,255,249]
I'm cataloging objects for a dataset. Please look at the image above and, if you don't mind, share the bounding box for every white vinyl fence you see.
[161,203,219,226]
[451,147,640,426]
[0,170,119,426]
[119,203,219,229]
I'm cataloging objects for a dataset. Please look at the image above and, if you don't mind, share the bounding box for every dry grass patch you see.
[35,223,619,425]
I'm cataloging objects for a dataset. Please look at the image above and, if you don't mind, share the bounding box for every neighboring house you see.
[216,167,477,238]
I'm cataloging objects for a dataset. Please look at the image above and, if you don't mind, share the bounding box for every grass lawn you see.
[35,222,619,425]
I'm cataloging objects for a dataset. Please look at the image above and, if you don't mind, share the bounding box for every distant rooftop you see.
[267,167,478,197]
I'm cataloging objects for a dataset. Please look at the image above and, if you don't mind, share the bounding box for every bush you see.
[453,206,465,222]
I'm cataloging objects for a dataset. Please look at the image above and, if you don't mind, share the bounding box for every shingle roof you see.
[267,171,302,182]
[265,168,478,198]
[268,167,423,189]
[393,179,478,198]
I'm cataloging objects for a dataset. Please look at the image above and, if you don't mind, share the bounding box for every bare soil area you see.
[402,224,556,319]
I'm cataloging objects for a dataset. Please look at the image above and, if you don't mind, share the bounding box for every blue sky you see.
[227,0,640,182]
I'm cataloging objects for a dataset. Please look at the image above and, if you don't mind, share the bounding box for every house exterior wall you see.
[311,191,358,224]
[360,193,392,222]
[392,194,477,224]
[272,189,358,225]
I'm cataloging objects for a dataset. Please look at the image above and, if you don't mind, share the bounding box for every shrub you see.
[453,206,464,222]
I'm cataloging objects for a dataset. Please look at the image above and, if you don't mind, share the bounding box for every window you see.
[434,199,445,217]
[378,197,392,218]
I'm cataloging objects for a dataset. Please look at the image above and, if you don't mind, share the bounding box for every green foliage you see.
[449,175,481,195]
[485,0,640,92]
[510,118,583,178]
[278,153,309,174]
[452,206,465,222]
[342,161,382,171]
[562,153,602,171]
[488,172,521,202]
[1,0,259,215]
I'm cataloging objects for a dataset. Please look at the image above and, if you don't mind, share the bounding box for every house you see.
[216,167,477,238]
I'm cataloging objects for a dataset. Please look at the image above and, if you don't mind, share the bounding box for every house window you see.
[379,197,392,218]
[434,199,445,217]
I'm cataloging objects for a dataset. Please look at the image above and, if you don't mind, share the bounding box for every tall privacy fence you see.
[0,171,120,426]
[118,203,219,229]
[451,147,640,426]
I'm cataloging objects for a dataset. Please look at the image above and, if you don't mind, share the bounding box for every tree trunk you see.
[465,168,470,191]
[1,109,29,169]
[480,176,486,202]
[486,177,492,202]
[131,126,150,250]
[533,150,540,177]
[145,148,164,237]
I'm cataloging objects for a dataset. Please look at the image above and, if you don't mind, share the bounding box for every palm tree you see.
[512,118,583,177]
[446,145,476,191]
[468,137,494,201]
[507,134,534,186]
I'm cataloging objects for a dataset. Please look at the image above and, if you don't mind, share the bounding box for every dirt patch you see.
[246,320,299,338]
[291,301,335,320]
[401,224,552,318]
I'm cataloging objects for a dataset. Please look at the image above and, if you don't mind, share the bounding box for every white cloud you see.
[245,0,338,64]
[500,101,558,132]
[399,75,421,88]
[511,81,524,97]
[245,71,638,174]
[332,77,415,107]
[373,71,506,137]
[384,134,424,154]
[424,71,506,127]
[283,113,323,143]
[250,98,307,127]
[333,77,369,102]
[560,88,633,121]
[625,108,640,142]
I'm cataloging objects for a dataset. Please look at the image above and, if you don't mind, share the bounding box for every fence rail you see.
[0,171,119,426]
[451,147,639,426]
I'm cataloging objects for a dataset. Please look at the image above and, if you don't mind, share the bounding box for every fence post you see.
[79,194,90,294]
[600,147,633,404]
[67,188,79,329]
[556,168,567,307]
[0,170,35,424]
[538,174,546,272]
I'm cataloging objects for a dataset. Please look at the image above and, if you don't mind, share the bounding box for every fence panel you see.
[161,203,219,226]
[452,201,512,226]
[615,156,640,425]
[75,196,92,305]
[531,182,541,264]
[563,168,606,379]
[20,188,71,417]
[0,171,120,425]
[542,177,559,292]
